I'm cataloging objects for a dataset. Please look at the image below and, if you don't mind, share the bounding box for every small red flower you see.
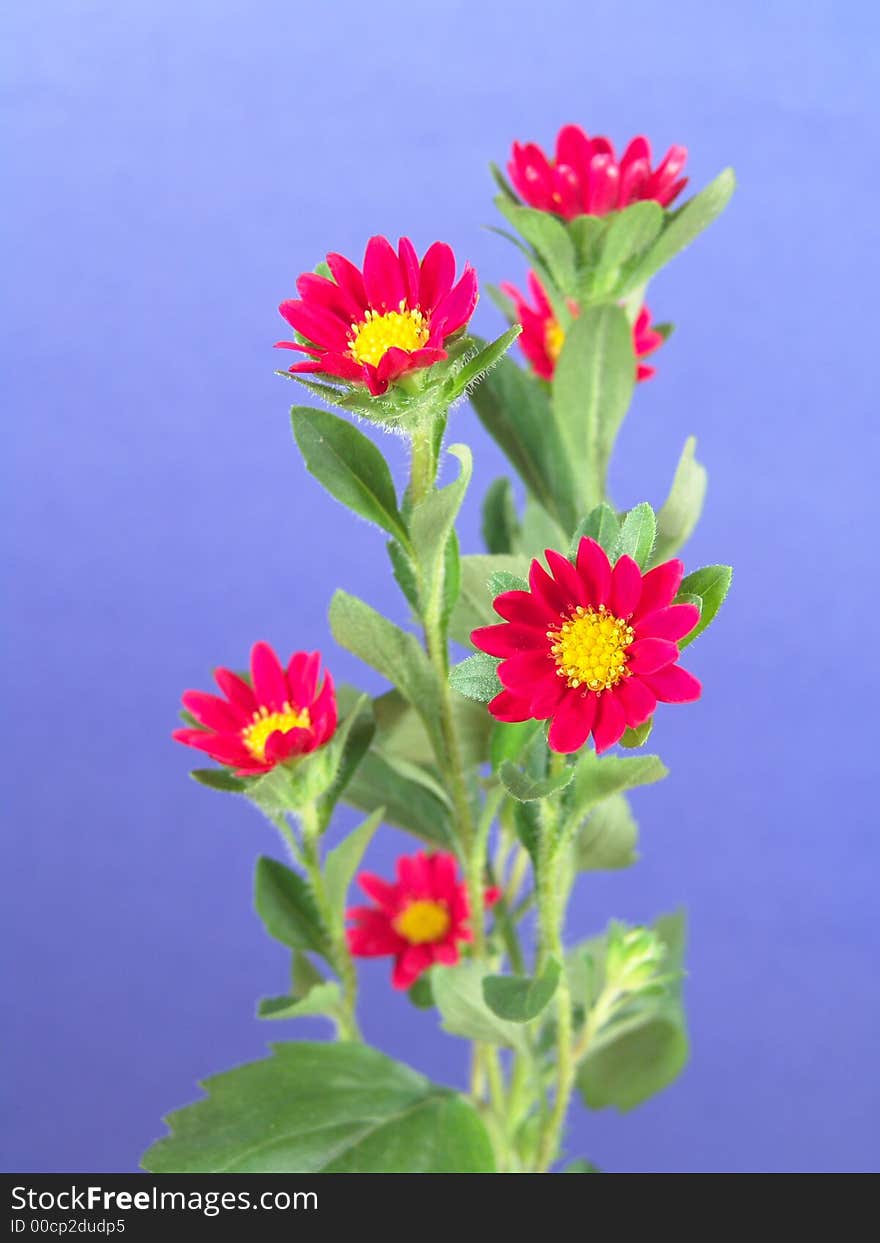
[500,272,664,382]
[472,539,701,755]
[276,236,478,396]
[508,125,688,220]
[173,642,337,776]
[347,851,500,990]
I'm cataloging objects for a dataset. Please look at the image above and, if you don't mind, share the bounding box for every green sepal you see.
[443,326,521,403]
[190,768,247,793]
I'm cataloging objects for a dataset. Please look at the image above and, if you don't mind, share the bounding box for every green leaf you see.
[142,1042,495,1173]
[482,477,520,555]
[316,696,376,824]
[676,566,732,649]
[445,326,521,402]
[343,751,453,848]
[566,751,668,824]
[622,168,736,293]
[190,768,247,793]
[410,444,472,614]
[496,201,576,293]
[387,539,420,611]
[448,652,501,704]
[576,913,689,1112]
[570,503,620,558]
[469,355,579,532]
[516,499,568,558]
[653,437,707,564]
[499,759,573,802]
[370,686,490,771]
[569,215,609,276]
[593,201,664,293]
[441,527,461,626]
[619,718,653,748]
[323,809,383,917]
[487,569,528,596]
[291,406,409,547]
[489,160,518,203]
[432,962,527,1050]
[573,793,639,871]
[614,502,656,569]
[482,958,560,1023]
[257,982,342,1021]
[254,858,330,958]
[328,591,444,761]
[407,974,435,1009]
[553,306,635,512]
[489,719,541,771]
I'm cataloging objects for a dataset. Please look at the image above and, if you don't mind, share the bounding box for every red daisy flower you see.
[347,851,501,990]
[172,642,337,776]
[500,272,664,382]
[508,125,688,220]
[471,539,701,755]
[275,236,478,396]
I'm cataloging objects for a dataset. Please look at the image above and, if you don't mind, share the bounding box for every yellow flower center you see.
[548,605,634,691]
[349,304,429,367]
[241,703,310,762]
[545,318,565,362]
[393,899,450,945]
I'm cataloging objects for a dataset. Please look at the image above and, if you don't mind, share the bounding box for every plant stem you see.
[299,804,362,1042]
[533,780,576,1172]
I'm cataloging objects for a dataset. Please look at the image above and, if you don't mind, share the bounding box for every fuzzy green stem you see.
[299,804,361,1042]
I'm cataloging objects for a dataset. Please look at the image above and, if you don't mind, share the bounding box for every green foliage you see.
[573,793,639,872]
[449,652,501,703]
[444,326,522,402]
[653,437,707,564]
[570,502,620,557]
[469,354,579,532]
[619,718,653,749]
[142,1042,495,1172]
[328,590,445,761]
[253,858,330,958]
[614,502,656,569]
[322,809,383,917]
[481,477,520,555]
[591,201,664,296]
[553,306,635,512]
[410,444,472,616]
[257,982,342,1022]
[448,553,530,645]
[489,719,540,771]
[482,958,560,1023]
[620,168,736,294]
[343,750,453,849]
[495,200,577,294]
[676,566,733,649]
[498,759,573,802]
[432,962,527,1050]
[574,913,689,1113]
[190,768,247,793]
[565,751,668,825]
[290,406,409,547]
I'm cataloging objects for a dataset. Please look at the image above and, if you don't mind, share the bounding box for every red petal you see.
[492,589,549,629]
[295,271,362,323]
[627,637,679,675]
[488,689,533,722]
[640,664,702,704]
[250,641,288,710]
[545,548,588,609]
[278,299,349,350]
[471,623,545,658]
[392,945,433,989]
[398,236,421,306]
[616,677,656,728]
[214,667,257,714]
[592,692,627,753]
[575,537,611,605]
[181,690,245,732]
[363,235,405,311]
[634,559,684,618]
[325,252,367,309]
[358,872,398,913]
[433,266,478,336]
[418,241,456,313]
[548,691,596,754]
[609,554,642,618]
[529,558,569,617]
[498,650,555,691]
[634,603,700,642]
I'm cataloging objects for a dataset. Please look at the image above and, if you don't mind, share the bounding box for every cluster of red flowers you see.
[176,122,703,989]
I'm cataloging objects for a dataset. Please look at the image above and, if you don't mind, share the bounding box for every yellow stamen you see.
[393,899,450,945]
[349,302,429,367]
[241,703,310,762]
[545,318,565,362]
[548,605,634,692]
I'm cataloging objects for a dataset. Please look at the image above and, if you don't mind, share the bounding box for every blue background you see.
[3,0,878,1173]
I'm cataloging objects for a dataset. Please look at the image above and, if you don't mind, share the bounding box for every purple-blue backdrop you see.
[3,0,878,1174]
